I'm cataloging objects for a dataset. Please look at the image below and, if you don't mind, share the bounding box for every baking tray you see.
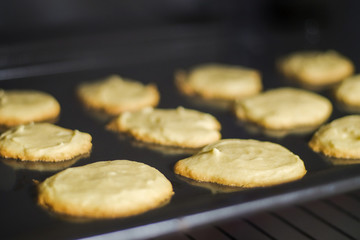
[1,26,360,240]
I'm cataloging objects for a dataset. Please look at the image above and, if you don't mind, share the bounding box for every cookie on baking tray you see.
[234,87,332,131]
[0,89,60,128]
[175,64,262,100]
[334,74,360,110]
[278,50,354,88]
[309,115,360,159]
[37,160,174,218]
[107,106,221,148]
[77,75,160,115]
[174,139,307,187]
[0,123,92,162]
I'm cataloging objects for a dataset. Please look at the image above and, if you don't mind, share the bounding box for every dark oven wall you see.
[0,0,353,44]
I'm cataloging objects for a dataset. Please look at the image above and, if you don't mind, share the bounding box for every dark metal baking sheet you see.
[1,25,360,240]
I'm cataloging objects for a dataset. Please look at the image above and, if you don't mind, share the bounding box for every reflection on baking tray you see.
[320,154,360,166]
[0,153,89,172]
[335,102,360,114]
[114,132,198,156]
[130,138,200,156]
[175,175,246,194]
[40,210,95,223]
[81,107,114,124]
[279,73,343,92]
[236,120,318,138]
[180,94,233,112]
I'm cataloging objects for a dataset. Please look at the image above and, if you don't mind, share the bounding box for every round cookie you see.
[175,64,262,100]
[234,87,332,130]
[77,75,160,115]
[174,139,306,187]
[108,106,221,148]
[0,123,92,162]
[278,50,354,88]
[309,115,360,159]
[0,89,60,127]
[38,160,174,218]
[334,74,360,109]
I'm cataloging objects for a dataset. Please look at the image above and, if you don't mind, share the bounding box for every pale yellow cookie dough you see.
[175,64,262,100]
[174,139,306,187]
[278,50,354,87]
[0,123,92,162]
[108,107,221,148]
[234,87,332,130]
[309,115,360,159]
[334,74,360,108]
[77,75,160,115]
[0,89,60,127]
[38,160,174,218]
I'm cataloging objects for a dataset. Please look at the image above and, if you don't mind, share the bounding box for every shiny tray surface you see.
[1,27,360,240]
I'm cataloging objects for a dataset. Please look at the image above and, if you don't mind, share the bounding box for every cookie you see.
[278,50,354,88]
[77,75,160,115]
[38,160,174,218]
[0,123,92,162]
[334,74,360,109]
[108,106,221,148]
[234,87,332,130]
[175,64,262,100]
[174,139,306,187]
[0,89,60,127]
[309,115,360,159]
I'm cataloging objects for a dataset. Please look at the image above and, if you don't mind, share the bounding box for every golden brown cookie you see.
[234,87,332,131]
[334,74,360,110]
[174,139,306,187]
[38,160,174,218]
[278,50,354,88]
[0,89,60,127]
[175,64,262,100]
[77,75,160,115]
[0,123,92,162]
[309,115,360,159]
[108,106,221,148]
